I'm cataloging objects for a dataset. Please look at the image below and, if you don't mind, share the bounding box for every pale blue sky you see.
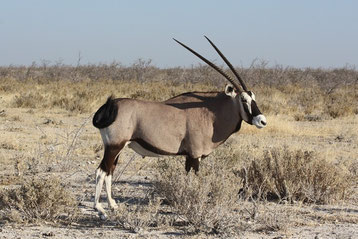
[1,1,357,68]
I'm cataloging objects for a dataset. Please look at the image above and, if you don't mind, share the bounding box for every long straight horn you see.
[204,36,248,92]
[173,38,242,92]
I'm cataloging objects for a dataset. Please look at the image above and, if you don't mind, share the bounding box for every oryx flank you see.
[92,36,267,219]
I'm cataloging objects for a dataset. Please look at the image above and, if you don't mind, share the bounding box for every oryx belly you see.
[127,141,163,157]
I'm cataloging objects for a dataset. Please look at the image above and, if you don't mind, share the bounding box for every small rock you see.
[335,135,344,142]
[43,119,53,124]
[42,232,55,237]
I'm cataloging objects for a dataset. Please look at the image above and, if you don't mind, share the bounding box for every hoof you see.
[109,199,118,210]
[110,204,118,211]
[94,203,108,220]
[99,213,108,220]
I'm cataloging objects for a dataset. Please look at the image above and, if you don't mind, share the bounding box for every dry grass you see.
[2,78,217,114]
[114,197,164,233]
[3,78,357,118]
[1,63,357,118]
[237,147,355,204]
[0,176,78,224]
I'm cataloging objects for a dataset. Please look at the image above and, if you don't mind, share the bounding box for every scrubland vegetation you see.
[1,60,357,118]
[0,61,357,238]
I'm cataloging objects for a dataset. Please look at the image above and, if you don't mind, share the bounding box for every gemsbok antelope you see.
[92,36,267,219]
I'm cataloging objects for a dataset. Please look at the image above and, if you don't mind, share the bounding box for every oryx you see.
[92,36,267,219]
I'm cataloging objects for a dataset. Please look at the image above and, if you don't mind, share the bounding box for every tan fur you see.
[105,91,242,159]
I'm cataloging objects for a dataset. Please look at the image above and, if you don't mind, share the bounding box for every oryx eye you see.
[241,98,247,103]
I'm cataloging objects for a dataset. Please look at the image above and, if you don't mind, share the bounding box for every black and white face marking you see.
[239,91,267,129]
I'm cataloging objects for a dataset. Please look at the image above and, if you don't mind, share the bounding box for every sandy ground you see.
[0,105,358,238]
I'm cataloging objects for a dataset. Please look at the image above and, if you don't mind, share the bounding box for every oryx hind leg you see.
[94,143,125,219]
[185,156,200,174]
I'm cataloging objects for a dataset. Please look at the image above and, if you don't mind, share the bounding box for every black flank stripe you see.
[131,138,187,156]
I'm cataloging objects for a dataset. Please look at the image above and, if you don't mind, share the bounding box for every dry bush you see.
[114,198,165,233]
[0,176,78,224]
[7,79,101,113]
[1,61,357,89]
[237,147,354,204]
[12,92,45,108]
[248,202,293,233]
[324,86,358,118]
[49,91,91,113]
[153,156,243,235]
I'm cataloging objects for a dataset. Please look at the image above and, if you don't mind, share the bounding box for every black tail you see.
[93,96,118,129]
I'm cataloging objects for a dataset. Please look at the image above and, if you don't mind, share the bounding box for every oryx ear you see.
[225,84,237,98]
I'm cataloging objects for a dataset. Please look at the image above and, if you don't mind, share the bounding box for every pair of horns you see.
[173,36,248,92]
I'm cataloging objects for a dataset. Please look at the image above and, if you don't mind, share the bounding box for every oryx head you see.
[174,36,267,129]
[224,84,266,128]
